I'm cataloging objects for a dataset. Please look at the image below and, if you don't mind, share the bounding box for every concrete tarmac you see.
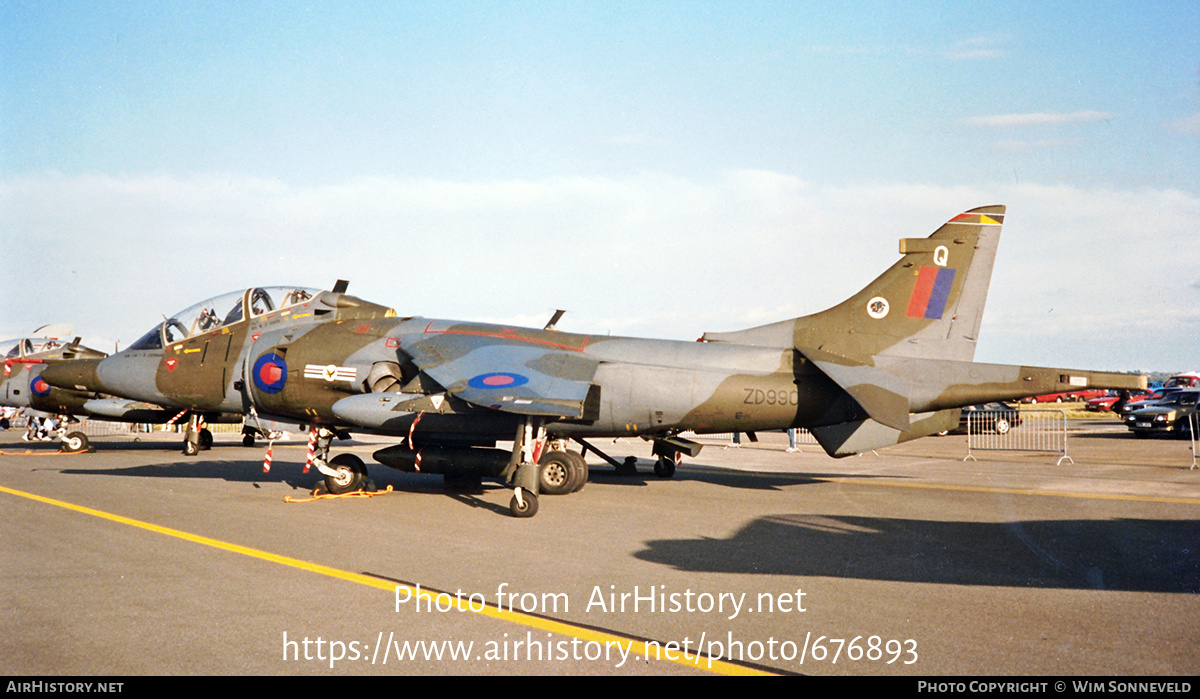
[1,421,1196,676]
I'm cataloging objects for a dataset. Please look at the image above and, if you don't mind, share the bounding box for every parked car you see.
[1163,372,1200,389]
[1087,389,1153,412]
[1124,389,1199,438]
[1117,388,1180,418]
[1025,389,1108,404]
[957,402,1023,434]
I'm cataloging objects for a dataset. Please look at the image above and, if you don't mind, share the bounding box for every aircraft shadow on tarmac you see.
[57,458,320,489]
[633,514,1199,593]
[53,457,861,498]
[656,464,894,491]
[43,436,851,492]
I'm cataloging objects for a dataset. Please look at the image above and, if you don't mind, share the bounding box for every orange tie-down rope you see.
[284,485,394,504]
[0,448,89,456]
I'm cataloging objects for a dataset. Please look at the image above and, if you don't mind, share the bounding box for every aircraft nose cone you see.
[39,358,104,393]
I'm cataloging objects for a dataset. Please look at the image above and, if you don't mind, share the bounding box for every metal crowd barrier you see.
[1,418,244,437]
[682,429,818,449]
[964,409,1072,465]
[1190,413,1198,470]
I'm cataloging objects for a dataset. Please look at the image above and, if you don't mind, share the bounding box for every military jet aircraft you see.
[3,330,255,453]
[42,206,1144,516]
[2,334,112,451]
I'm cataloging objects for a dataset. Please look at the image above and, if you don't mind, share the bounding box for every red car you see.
[1026,389,1108,404]
[1087,389,1153,412]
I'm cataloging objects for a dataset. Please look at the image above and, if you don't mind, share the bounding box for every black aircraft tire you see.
[510,491,539,518]
[538,452,576,496]
[566,451,589,492]
[183,439,200,456]
[654,455,677,479]
[199,428,213,450]
[62,431,89,453]
[325,454,367,494]
[242,433,256,447]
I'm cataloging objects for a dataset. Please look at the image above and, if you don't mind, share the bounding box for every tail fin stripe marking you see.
[950,213,1003,225]
[907,267,957,319]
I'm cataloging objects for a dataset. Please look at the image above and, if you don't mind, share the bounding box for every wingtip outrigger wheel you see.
[654,453,680,478]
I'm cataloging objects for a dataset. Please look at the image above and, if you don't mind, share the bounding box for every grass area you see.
[1016,402,1111,419]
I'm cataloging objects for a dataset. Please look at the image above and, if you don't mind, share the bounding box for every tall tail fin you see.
[702,205,1004,362]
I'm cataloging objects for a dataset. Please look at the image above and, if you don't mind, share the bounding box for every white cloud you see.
[1,172,1195,370]
[964,111,1116,128]
[942,36,1007,61]
[992,138,1082,152]
[1167,114,1200,135]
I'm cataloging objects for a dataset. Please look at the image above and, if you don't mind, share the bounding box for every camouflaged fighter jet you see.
[3,329,255,453]
[41,206,1145,517]
[2,334,113,451]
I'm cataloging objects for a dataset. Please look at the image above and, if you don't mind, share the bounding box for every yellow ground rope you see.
[284,484,394,503]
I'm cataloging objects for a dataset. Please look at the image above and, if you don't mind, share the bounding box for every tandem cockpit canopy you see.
[126,287,321,351]
[3,337,61,359]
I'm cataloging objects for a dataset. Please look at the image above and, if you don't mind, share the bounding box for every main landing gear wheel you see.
[242,433,256,447]
[325,453,368,494]
[538,451,586,495]
[654,453,680,478]
[509,488,539,518]
[61,431,89,453]
[183,439,200,456]
[199,428,213,450]
[564,451,588,492]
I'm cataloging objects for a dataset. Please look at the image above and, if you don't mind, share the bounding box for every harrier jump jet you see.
[2,333,111,451]
[42,206,1144,516]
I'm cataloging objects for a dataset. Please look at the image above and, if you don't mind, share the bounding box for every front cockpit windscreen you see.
[126,287,320,351]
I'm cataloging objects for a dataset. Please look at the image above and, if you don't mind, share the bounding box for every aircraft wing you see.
[398,322,601,420]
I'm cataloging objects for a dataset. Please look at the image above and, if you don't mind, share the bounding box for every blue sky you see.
[2,1,1197,371]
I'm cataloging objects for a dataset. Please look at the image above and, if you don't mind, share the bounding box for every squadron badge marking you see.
[867,297,890,319]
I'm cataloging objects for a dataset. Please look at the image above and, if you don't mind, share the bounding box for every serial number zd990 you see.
[743,388,799,406]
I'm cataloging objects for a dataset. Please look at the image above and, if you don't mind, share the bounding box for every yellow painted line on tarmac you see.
[823,478,1200,506]
[0,483,771,676]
